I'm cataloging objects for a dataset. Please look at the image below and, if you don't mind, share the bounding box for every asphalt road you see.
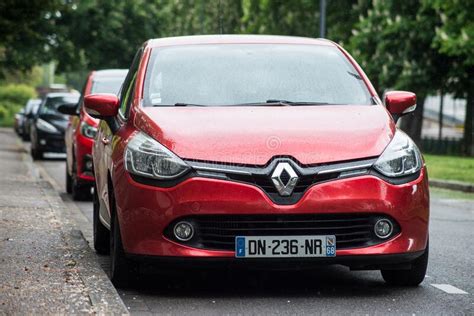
[34,152,473,315]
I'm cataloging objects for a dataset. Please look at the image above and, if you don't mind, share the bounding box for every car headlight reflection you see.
[36,118,58,133]
[374,130,422,177]
[80,121,98,139]
[125,132,190,180]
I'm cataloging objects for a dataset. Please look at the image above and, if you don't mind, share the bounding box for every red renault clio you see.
[60,69,127,200]
[85,35,429,287]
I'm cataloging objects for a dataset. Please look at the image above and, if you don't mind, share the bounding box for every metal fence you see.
[420,137,464,156]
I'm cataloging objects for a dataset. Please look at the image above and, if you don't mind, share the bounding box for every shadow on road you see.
[110,263,420,299]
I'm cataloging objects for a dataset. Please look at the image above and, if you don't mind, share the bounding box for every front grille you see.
[227,172,339,195]
[165,214,399,251]
[187,157,377,205]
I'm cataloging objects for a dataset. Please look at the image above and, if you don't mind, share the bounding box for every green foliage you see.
[423,0,473,155]
[427,0,474,68]
[241,0,317,36]
[0,67,44,86]
[0,84,36,105]
[347,0,456,144]
[349,0,449,96]
[424,154,474,183]
[0,84,36,126]
[0,0,66,74]
[56,0,168,72]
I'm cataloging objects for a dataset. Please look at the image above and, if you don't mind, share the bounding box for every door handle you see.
[101,137,110,145]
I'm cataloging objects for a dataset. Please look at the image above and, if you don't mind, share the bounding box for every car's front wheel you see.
[93,184,109,254]
[31,147,43,160]
[381,241,429,286]
[71,161,91,201]
[65,165,72,194]
[110,192,137,287]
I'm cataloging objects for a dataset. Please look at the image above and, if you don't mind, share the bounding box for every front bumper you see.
[37,131,65,153]
[113,167,429,259]
[128,251,425,271]
[75,133,94,182]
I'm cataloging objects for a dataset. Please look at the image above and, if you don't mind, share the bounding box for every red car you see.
[85,35,429,287]
[62,69,127,200]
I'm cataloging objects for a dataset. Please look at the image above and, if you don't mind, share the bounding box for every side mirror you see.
[384,91,416,121]
[57,103,78,116]
[84,94,119,119]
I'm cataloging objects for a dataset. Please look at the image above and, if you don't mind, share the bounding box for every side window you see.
[77,77,89,114]
[119,48,143,119]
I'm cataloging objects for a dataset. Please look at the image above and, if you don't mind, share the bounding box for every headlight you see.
[36,118,58,133]
[80,121,97,139]
[125,132,190,180]
[374,130,422,177]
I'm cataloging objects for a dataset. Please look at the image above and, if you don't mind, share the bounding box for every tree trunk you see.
[400,95,426,146]
[438,92,444,140]
[464,87,473,156]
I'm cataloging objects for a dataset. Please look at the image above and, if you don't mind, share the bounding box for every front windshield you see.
[91,77,125,95]
[40,95,79,116]
[143,44,373,106]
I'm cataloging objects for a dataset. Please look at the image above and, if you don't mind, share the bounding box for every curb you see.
[429,179,474,193]
[18,138,129,314]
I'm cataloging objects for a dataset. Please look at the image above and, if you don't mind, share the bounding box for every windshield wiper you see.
[173,103,207,107]
[265,99,331,106]
[156,101,332,107]
[229,100,331,106]
[347,71,363,80]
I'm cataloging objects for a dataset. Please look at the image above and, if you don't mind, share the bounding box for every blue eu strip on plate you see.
[235,236,246,257]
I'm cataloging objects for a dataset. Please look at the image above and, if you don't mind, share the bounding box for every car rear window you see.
[40,96,79,116]
[91,77,125,95]
[143,44,373,107]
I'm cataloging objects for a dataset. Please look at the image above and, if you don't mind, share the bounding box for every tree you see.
[54,0,167,72]
[425,0,474,155]
[0,0,65,76]
[349,0,450,145]
[326,0,371,45]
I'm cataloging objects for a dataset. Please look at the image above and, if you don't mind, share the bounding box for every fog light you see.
[374,219,393,239]
[85,160,93,171]
[40,139,46,145]
[173,221,194,241]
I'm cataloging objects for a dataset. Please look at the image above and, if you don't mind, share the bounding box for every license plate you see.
[235,235,336,258]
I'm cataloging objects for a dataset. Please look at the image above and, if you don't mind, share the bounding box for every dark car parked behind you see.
[30,93,79,160]
[14,108,26,135]
[21,98,42,141]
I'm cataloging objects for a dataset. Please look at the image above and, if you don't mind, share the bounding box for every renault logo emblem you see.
[271,162,299,196]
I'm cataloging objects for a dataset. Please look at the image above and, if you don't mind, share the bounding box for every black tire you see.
[72,180,90,201]
[66,165,72,194]
[110,207,137,288]
[31,147,43,160]
[93,184,110,254]
[381,242,429,286]
[71,162,91,201]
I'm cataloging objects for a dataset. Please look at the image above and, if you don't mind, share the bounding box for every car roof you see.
[26,98,41,105]
[147,35,335,48]
[93,69,128,78]
[44,92,80,99]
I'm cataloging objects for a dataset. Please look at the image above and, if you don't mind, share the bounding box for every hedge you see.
[0,84,36,127]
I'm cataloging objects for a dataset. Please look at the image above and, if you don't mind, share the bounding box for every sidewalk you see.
[429,179,474,193]
[0,129,127,314]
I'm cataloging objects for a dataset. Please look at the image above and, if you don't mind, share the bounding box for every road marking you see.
[431,284,468,294]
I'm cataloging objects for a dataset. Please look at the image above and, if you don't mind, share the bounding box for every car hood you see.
[136,105,395,165]
[39,114,69,133]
